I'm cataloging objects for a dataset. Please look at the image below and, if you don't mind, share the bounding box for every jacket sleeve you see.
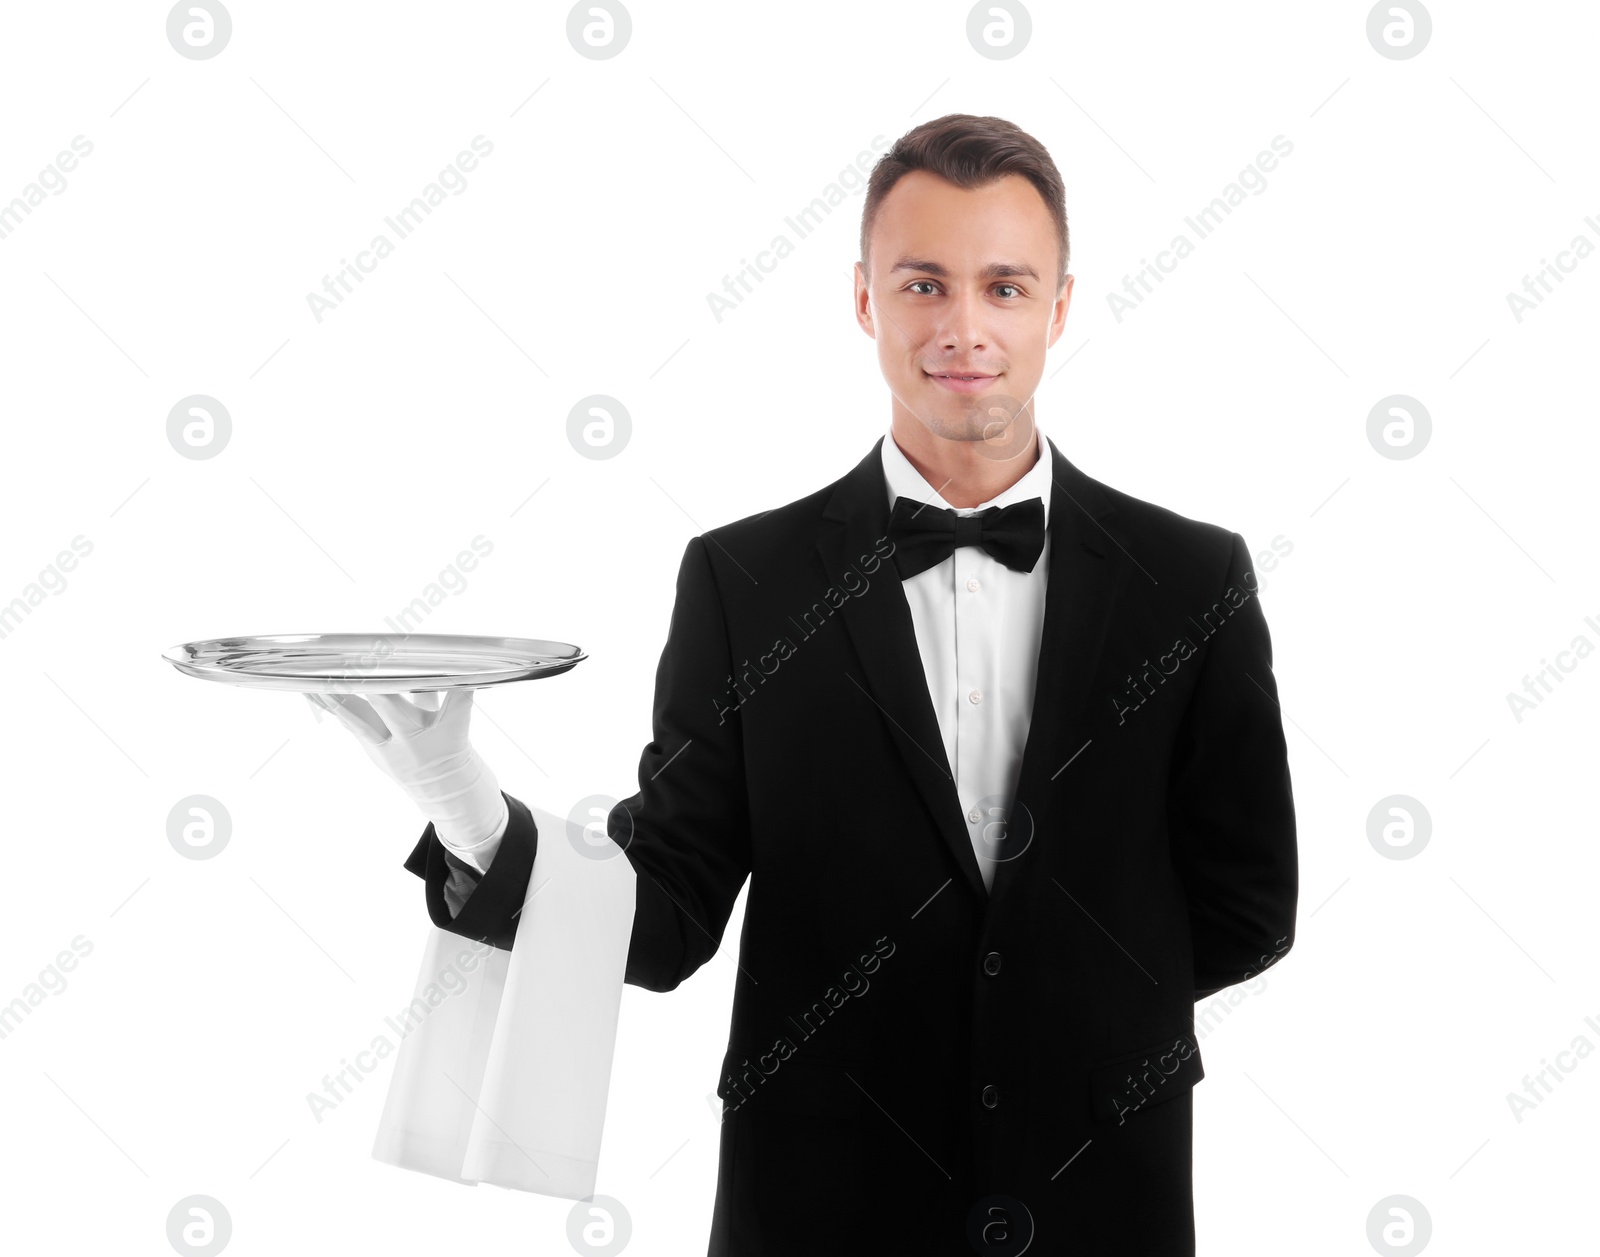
[1167,530,1298,999]
[402,790,536,952]
[402,535,753,992]
[608,534,754,992]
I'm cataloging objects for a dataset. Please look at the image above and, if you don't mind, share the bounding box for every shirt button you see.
[968,807,981,823]
[968,690,983,704]
[981,1084,1000,1109]
[983,951,1002,976]
[966,577,981,592]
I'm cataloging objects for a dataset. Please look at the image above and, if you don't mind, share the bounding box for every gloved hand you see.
[304,688,508,851]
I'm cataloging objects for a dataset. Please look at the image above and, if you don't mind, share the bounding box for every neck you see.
[890,409,1043,508]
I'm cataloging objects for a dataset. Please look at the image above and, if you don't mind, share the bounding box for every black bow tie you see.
[885,495,1047,580]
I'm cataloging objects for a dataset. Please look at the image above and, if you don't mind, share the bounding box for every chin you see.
[920,405,1004,443]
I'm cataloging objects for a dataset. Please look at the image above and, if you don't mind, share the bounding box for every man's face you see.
[855,170,1072,448]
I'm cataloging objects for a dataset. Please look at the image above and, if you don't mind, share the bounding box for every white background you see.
[1,1,1596,1254]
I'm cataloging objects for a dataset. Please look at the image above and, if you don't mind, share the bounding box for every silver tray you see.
[162,632,586,693]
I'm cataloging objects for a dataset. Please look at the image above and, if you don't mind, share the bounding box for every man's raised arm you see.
[319,535,754,989]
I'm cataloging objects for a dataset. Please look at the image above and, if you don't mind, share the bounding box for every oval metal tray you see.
[162,632,586,693]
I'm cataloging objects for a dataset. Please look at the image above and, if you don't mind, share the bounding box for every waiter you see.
[313,112,1298,1256]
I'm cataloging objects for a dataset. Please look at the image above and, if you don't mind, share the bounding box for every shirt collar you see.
[880,419,1053,526]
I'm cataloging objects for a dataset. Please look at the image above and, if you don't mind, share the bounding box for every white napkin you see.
[371,800,636,1198]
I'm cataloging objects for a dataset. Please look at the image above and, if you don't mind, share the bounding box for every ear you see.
[1046,273,1074,349]
[854,261,876,339]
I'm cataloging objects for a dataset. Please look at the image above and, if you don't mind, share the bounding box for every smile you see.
[925,371,998,394]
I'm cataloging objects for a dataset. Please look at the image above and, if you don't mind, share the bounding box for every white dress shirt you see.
[879,423,1052,891]
[439,423,1053,898]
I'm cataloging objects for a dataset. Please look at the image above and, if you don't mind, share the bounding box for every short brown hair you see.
[860,114,1070,292]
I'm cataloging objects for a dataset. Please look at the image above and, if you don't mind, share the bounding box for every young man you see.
[316,114,1298,1255]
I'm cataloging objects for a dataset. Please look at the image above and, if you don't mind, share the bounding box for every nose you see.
[938,286,988,354]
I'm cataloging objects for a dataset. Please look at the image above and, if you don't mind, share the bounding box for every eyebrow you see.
[888,257,1041,282]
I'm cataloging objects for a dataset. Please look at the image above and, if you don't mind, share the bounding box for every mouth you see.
[925,370,999,394]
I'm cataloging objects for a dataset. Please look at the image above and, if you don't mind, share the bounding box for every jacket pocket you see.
[1086,1030,1204,1124]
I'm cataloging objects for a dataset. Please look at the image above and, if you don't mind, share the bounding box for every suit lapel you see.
[987,438,1124,916]
[814,432,1125,911]
[816,437,985,899]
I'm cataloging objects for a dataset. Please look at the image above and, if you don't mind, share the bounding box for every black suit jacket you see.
[404,434,1298,1256]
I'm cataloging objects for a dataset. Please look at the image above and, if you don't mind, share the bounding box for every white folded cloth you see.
[371,799,636,1198]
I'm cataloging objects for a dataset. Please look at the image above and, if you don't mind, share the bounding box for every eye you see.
[994,283,1021,299]
[908,280,938,295]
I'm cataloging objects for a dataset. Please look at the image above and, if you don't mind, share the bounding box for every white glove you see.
[305,688,509,857]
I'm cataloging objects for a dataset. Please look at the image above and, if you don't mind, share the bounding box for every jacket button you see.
[982,951,1002,976]
[981,1084,999,1108]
